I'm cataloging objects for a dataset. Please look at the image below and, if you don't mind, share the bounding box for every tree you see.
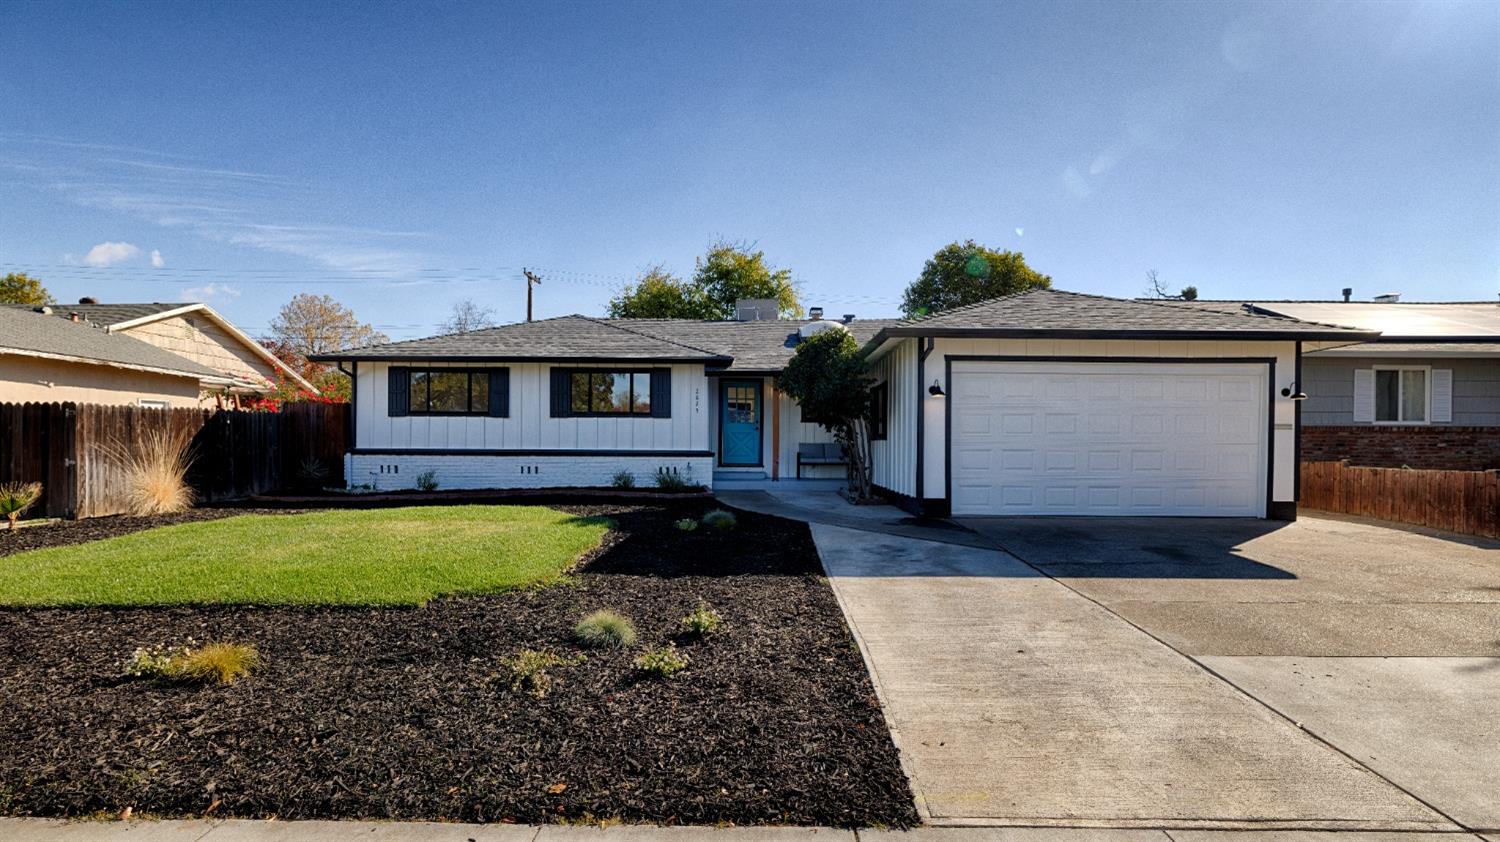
[1143,269,1198,301]
[0,272,53,306]
[605,243,802,320]
[260,294,385,405]
[441,299,498,333]
[606,266,714,319]
[900,241,1051,318]
[776,326,875,499]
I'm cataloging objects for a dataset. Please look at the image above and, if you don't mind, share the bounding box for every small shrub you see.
[414,470,439,492]
[108,429,195,515]
[0,481,42,530]
[634,645,689,678]
[503,649,584,698]
[125,640,260,685]
[674,518,698,532]
[681,602,722,637]
[296,456,329,488]
[701,509,737,531]
[610,470,636,489]
[654,469,690,491]
[574,609,637,648]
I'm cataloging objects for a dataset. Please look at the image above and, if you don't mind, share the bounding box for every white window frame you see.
[137,399,170,410]
[1372,365,1431,426]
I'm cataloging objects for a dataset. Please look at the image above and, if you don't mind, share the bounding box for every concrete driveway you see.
[810,510,1497,833]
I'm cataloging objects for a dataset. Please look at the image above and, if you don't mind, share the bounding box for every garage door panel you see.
[951,362,1267,517]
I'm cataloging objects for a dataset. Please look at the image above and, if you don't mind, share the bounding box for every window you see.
[566,370,653,415]
[868,382,888,441]
[1374,367,1428,424]
[137,399,169,410]
[408,369,492,415]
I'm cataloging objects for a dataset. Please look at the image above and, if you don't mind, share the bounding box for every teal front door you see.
[720,380,762,466]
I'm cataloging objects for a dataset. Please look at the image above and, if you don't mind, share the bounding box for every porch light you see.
[928,379,946,397]
[1280,382,1308,401]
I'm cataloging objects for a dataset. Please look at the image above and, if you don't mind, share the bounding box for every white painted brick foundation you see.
[346,453,715,491]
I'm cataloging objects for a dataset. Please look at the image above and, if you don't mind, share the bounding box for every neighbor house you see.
[19,301,318,404]
[1164,299,1500,470]
[315,289,1376,520]
[0,304,223,408]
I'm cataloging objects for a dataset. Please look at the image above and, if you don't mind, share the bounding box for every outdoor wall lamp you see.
[1281,382,1308,401]
[928,379,946,397]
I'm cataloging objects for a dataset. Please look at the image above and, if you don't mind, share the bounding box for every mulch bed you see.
[0,502,916,827]
[0,508,301,557]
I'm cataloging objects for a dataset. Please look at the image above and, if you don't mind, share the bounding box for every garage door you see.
[950,361,1267,517]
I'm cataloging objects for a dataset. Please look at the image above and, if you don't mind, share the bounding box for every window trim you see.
[563,369,656,417]
[406,368,494,417]
[1371,365,1432,426]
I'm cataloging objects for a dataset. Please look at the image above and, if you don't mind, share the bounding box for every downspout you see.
[338,361,356,451]
[1293,342,1302,504]
[914,337,935,505]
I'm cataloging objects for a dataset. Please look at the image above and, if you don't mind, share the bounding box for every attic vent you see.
[733,299,779,321]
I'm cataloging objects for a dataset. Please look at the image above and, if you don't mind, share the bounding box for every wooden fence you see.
[1300,460,1499,539]
[0,401,348,519]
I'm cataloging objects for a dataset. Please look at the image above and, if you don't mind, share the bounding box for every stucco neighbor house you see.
[1163,299,1500,471]
[314,289,1376,520]
[0,304,222,408]
[19,301,319,404]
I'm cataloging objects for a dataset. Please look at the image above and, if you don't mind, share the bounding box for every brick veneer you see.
[1301,426,1500,471]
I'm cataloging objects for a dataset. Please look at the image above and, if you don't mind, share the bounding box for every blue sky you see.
[2,0,1496,339]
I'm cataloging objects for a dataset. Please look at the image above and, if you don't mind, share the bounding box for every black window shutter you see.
[550,368,571,417]
[488,369,510,417]
[388,367,410,417]
[650,368,671,418]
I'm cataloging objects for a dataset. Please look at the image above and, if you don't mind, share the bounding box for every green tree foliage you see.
[605,243,801,320]
[776,327,874,498]
[0,272,54,306]
[900,241,1051,318]
[605,266,714,319]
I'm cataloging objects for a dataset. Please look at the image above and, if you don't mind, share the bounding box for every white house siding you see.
[914,338,1303,511]
[869,338,918,497]
[350,361,712,490]
[706,375,844,479]
[121,314,278,391]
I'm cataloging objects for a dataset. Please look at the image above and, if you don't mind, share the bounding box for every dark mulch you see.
[0,502,916,827]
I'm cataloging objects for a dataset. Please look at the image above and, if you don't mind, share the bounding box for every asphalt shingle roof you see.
[615,318,902,372]
[312,315,734,363]
[0,305,221,379]
[5,302,190,327]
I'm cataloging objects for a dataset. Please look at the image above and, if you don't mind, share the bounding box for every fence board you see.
[1301,460,1499,539]
[0,401,348,519]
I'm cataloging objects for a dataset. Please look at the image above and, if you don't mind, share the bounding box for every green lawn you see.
[0,506,611,607]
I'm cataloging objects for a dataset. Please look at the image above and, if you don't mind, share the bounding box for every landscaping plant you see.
[701,509,737,531]
[634,644,689,678]
[125,640,260,685]
[680,602,722,637]
[574,609,637,648]
[107,428,195,515]
[0,481,42,531]
[673,518,698,532]
[502,649,584,698]
[296,456,329,489]
[610,470,635,489]
[654,468,699,491]
[415,470,439,492]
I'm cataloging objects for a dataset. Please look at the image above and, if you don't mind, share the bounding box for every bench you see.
[796,442,847,479]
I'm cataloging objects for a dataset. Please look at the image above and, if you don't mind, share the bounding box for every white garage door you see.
[950,361,1268,517]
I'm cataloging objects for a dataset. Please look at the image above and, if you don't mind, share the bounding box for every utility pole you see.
[523,268,542,322]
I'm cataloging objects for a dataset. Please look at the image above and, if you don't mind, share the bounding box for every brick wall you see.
[1300,426,1500,471]
[346,453,715,491]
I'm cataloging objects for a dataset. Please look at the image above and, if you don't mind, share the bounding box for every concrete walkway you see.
[2,818,1492,840]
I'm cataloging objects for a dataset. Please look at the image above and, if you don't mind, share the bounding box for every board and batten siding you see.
[912,337,1304,507]
[869,338,918,497]
[1302,356,1500,427]
[355,361,710,451]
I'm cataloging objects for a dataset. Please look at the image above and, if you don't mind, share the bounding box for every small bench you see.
[796,442,847,479]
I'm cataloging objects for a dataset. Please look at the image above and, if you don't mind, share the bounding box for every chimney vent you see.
[1373,292,1401,303]
[732,299,779,321]
[842,313,855,323]
[808,306,823,320]
[1341,288,1352,302]
[68,311,81,322]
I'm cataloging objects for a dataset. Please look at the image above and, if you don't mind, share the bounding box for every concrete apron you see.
[810,524,1456,831]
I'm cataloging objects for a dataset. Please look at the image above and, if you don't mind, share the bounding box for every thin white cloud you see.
[1062,166,1091,198]
[181,282,240,301]
[1014,227,1024,238]
[83,241,140,267]
[150,249,165,268]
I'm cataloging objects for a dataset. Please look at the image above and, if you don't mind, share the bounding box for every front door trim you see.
[718,378,764,467]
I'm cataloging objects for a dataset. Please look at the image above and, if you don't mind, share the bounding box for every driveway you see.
[808,510,1497,832]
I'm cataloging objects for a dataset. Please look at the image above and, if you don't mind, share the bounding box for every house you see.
[1164,299,1500,470]
[315,289,1376,519]
[16,301,318,404]
[0,304,223,407]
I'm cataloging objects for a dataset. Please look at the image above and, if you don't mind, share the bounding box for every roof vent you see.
[808,306,823,320]
[733,299,779,321]
[1341,288,1352,302]
[798,320,848,341]
[1373,292,1401,303]
[33,306,52,315]
[842,313,855,323]
[78,296,99,305]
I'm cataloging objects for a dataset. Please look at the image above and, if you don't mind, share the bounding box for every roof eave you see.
[307,353,733,365]
[868,327,1382,342]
